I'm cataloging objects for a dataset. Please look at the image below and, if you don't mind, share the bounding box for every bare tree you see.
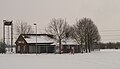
[84,18,101,52]
[46,18,69,54]
[72,18,101,53]
[71,20,85,53]
[15,21,33,36]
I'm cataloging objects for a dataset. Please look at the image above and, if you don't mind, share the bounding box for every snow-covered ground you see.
[0,49,120,69]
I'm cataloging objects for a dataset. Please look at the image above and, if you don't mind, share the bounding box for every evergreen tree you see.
[0,42,6,53]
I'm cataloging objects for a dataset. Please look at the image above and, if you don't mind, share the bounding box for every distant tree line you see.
[99,42,120,49]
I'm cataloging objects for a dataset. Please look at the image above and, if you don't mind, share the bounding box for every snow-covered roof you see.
[22,34,55,43]
[62,41,78,45]
[51,38,78,45]
[20,34,78,45]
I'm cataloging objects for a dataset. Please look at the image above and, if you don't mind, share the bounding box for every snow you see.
[62,38,78,45]
[24,35,78,45]
[0,49,120,69]
[24,35,54,43]
[52,38,78,45]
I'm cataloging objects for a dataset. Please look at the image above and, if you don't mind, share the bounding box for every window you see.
[21,41,24,44]
[18,41,24,44]
[23,46,25,51]
[29,46,36,53]
[18,41,22,43]
[18,46,20,51]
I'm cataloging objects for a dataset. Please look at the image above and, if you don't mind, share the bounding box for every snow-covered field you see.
[0,49,120,69]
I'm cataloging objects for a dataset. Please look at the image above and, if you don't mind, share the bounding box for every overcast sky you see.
[0,0,120,42]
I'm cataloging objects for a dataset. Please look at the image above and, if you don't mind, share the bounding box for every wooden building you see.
[15,34,79,54]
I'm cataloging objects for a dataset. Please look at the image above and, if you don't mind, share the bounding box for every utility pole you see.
[34,23,37,55]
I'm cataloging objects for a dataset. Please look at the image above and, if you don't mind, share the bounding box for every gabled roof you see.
[15,34,79,46]
[21,34,54,38]
[51,38,78,45]
[21,34,55,44]
[62,38,78,45]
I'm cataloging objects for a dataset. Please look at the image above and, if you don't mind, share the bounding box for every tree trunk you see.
[80,38,83,53]
[88,34,91,53]
[59,38,62,54]
[85,35,88,53]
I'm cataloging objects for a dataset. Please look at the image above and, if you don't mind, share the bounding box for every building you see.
[15,34,79,54]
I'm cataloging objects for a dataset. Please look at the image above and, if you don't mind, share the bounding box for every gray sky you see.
[0,0,120,42]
